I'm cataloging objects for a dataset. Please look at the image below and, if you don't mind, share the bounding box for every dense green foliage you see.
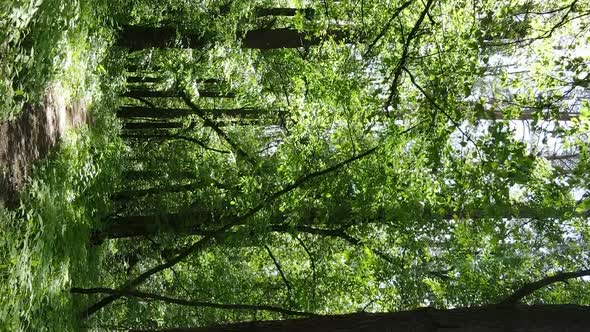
[1,0,590,331]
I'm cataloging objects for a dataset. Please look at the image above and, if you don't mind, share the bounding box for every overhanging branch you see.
[501,269,590,304]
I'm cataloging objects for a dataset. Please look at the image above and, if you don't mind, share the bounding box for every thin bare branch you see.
[265,245,292,295]
[71,287,315,317]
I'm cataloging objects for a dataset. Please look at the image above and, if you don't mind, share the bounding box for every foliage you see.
[0,48,124,331]
[2,0,590,331]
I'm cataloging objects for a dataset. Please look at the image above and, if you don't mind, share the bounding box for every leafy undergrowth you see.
[0,53,125,331]
[0,0,126,120]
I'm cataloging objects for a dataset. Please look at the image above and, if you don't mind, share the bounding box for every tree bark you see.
[128,304,590,332]
[241,28,350,49]
[126,76,221,84]
[102,209,216,240]
[122,170,194,181]
[123,122,184,130]
[117,25,352,51]
[123,89,234,99]
[116,25,209,50]
[255,7,315,19]
[476,109,576,121]
[95,202,576,241]
[126,76,162,84]
[117,106,275,119]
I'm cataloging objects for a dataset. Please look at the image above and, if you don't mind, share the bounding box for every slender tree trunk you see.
[128,304,590,332]
[476,109,576,121]
[102,209,216,240]
[117,106,274,119]
[255,7,315,19]
[126,76,221,84]
[93,203,575,242]
[123,89,235,99]
[123,122,183,130]
[122,170,194,181]
[126,76,162,84]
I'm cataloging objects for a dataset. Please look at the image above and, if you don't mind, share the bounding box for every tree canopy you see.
[1,0,590,331]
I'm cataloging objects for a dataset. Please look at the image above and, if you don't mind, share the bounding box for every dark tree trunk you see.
[101,209,216,240]
[126,76,221,84]
[255,7,315,19]
[123,89,234,99]
[111,177,228,203]
[128,304,590,332]
[118,107,194,119]
[116,25,209,50]
[93,203,575,242]
[117,25,351,51]
[126,76,162,83]
[241,28,350,49]
[122,170,194,181]
[123,122,183,130]
[117,106,273,119]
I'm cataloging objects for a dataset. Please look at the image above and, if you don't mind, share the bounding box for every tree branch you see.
[363,0,414,58]
[265,245,292,295]
[295,236,316,303]
[402,66,481,159]
[71,287,315,317]
[501,269,590,304]
[385,0,435,111]
[271,225,399,267]
[79,145,390,318]
[180,91,255,165]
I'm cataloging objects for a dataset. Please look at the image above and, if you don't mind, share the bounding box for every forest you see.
[1,0,590,331]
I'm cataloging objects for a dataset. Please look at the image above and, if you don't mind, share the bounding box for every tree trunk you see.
[242,28,350,49]
[123,122,183,130]
[255,7,315,19]
[476,109,576,121]
[101,209,216,240]
[117,106,273,119]
[126,76,162,84]
[128,304,590,332]
[123,89,234,99]
[126,76,221,84]
[117,25,351,51]
[122,170,194,181]
[116,25,209,50]
[93,202,576,242]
